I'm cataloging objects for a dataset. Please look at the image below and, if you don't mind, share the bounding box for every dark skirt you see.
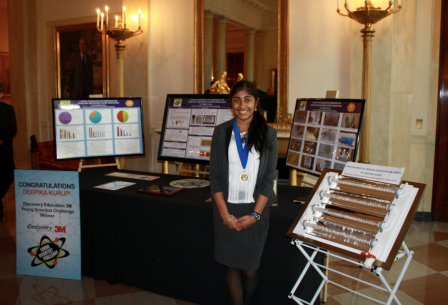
[213,201,270,271]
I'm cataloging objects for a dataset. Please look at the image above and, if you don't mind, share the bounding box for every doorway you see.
[433,0,448,221]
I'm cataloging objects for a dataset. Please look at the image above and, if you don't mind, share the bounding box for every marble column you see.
[244,29,256,82]
[213,18,227,80]
[204,12,214,90]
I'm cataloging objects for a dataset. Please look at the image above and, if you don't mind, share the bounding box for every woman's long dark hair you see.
[230,80,270,156]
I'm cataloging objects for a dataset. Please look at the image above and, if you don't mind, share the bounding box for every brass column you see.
[359,24,374,163]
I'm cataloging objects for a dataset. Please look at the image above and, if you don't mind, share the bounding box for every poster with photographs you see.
[157,94,232,165]
[286,98,365,175]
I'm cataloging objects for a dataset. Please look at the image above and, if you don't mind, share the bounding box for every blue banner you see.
[15,170,81,280]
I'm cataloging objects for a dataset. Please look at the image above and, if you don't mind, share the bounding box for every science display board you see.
[285,98,366,175]
[52,98,145,160]
[157,94,232,165]
[287,165,425,270]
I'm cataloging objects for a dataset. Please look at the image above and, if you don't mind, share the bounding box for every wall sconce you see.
[95,5,145,169]
[96,5,144,97]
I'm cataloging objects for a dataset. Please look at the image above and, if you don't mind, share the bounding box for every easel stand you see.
[78,157,122,172]
[289,240,414,305]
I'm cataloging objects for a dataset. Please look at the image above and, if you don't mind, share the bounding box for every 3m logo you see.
[54,226,66,233]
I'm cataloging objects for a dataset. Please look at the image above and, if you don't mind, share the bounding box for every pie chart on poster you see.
[89,111,102,124]
[117,110,129,123]
[59,112,72,124]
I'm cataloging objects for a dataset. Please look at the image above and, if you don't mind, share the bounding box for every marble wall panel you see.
[126,97,152,172]
[368,16,394,166]
[350,20,362,99]
[410,140,426,212]
[412,0,433,137]
[393,0,416,93]
[149,0,194,129]
[122,0,151,171]
[390,92,412,180]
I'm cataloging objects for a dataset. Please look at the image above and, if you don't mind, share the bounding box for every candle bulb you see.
[337,0,340,10]
[398,0,401,5]
[105,5,109,25]
[97,8,100,27]
[115,15,118,27]
[138,9,141,28]
[123,6,126,26]
[101,13,104,30]
[141,14,144,28]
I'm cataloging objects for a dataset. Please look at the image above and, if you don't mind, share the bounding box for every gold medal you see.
[240,172,249,182]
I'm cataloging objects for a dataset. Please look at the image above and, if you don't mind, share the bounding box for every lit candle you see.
[141,14,144,28]
[101,13,104,30]
[337,0,340,10]
[398,0,401,5]
[115,15,118,27]
[123,6,126,25]
[138,9,141,28]
[105,5,109,25]
[97,8,100,27]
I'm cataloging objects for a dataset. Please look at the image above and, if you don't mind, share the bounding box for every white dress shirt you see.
[227,131,260,203]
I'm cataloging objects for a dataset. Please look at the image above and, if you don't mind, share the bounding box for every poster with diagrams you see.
[52,98,145,160]
[158,94,231,164]
[285,99,365,175]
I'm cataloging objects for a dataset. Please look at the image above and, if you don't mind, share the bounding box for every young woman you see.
[209,81,278,305]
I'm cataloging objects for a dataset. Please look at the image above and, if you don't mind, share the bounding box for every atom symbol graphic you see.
[27,236,70,269]
[31,284,72,304]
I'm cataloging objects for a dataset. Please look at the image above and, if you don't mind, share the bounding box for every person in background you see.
[253,80,268,98]
[64,37,94,99]
[209,80,278,305]
[0,82,17,221]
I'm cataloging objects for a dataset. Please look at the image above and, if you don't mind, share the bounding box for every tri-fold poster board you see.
[157,94,231,164]
[286,98,366,175]
[51,98,145,160]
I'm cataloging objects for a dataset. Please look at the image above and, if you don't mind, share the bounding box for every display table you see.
[80,169,322,305]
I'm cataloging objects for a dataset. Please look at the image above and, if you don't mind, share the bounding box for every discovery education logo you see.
[27,224,52,232]
[27,236,70,269]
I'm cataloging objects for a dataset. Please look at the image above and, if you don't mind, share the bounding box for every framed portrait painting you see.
[55,23,109,98]
[0,53,10,96]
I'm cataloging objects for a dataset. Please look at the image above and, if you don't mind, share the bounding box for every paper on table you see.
[94,181,136,191]
[105,172,160,181]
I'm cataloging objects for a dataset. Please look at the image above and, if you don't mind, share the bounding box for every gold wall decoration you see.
[210,71,231,94]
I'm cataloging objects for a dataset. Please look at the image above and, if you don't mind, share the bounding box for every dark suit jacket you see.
[209,119,278,207]
[0,102,17,160]
[66,52,94,99]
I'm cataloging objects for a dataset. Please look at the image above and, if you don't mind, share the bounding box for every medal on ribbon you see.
[233,118,250,182]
